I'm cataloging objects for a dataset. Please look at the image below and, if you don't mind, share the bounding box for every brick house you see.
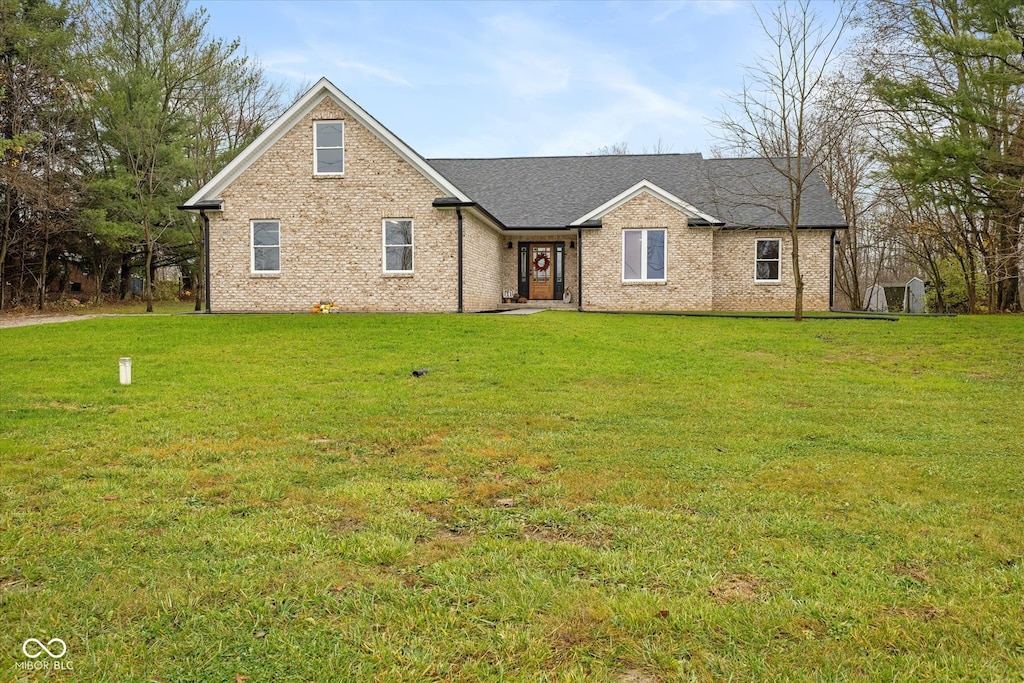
[181,78,846,313]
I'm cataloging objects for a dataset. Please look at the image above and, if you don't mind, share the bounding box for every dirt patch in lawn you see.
[709,575,763,602]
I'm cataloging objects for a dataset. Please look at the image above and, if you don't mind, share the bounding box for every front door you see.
[517,242,565,301]
[528,244,555,300]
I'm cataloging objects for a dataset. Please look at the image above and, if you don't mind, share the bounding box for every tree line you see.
[0,0,281,311]
[2,0,1022,314]
[717,0,1024,314]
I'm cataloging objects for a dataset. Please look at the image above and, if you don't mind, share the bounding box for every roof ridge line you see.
[427,152,705,162]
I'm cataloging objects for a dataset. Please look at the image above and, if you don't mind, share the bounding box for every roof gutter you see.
[177,201,223,313]
[829,229,837,311]
[716,223,848,231]
[577,226,583,312]
[456,206,463,313]
[432,197,505,231]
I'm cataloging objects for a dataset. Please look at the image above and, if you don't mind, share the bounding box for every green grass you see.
[1,313,1022,681]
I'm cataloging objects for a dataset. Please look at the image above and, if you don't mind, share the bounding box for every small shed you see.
[904,277,925,313]
[864,278,926,313]
[863,284,888,312]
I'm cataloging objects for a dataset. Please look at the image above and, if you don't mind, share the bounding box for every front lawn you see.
[1,313,1021,681]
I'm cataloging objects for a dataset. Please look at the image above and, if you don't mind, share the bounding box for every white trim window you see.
[314,121,345,175]
[755,238,781,282]
[622,229,666,281]
[383,219,414,273]
[251,220,281,273]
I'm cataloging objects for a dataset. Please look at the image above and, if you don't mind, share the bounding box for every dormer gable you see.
[569,179,723,228]
[185,77,470,206]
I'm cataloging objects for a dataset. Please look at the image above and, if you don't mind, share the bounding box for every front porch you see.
[500,234,579,310]
[494,299,577,312]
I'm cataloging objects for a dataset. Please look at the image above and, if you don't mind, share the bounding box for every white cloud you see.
[330,60,410,87]
[462,10,708,156]
[652,0,741,22]
[206,0,753,157]
[693,0,741,17]
[479,14,574,99]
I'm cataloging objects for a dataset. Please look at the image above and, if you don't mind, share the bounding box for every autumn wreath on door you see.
[533,252,551,272]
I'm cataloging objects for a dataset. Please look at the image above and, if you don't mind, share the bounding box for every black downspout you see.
[576,227,583,312]
[201,209,211,313]
[829,229,836,311]
[456,207,464,313]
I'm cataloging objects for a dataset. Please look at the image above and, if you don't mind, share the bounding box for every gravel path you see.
[0,313,188,329]
[0,314,106,328]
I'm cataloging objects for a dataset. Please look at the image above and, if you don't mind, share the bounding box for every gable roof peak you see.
[570,178,722,227]
[184,77,469,206]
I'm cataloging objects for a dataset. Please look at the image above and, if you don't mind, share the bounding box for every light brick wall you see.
[580,192,714,311]
[500,234,579,303]
[711,229,833,311]
[206,95,836,314]
[209,97,459,312]
[461,211,503,312]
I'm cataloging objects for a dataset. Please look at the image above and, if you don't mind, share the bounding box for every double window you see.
[383,219,413,273]
[622,229,666,281]
[314,121,345,175]
[251,220,280,273]
[755,238,781,282]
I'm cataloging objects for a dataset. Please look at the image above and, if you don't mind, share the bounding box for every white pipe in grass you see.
[119,358,132,385]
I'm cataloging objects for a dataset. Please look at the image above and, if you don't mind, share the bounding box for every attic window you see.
[314,121,344,175]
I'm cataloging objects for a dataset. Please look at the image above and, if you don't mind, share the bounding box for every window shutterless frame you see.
[382,219,414,273]
[754,238,782,282]
[313,120,345,175]
[250,220,281,273]
[622,229,667,282]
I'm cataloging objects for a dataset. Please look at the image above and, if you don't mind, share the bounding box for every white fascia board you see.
[185,77,470,206]
[568,179,721,226]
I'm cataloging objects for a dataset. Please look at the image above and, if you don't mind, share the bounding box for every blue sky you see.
[196,0,842,158]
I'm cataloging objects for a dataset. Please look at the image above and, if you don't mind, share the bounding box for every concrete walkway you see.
[491,308,546,315]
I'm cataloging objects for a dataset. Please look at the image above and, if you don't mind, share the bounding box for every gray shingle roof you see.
[426,153,846,230]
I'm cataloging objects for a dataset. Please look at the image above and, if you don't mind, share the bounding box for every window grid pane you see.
[253,222,279,247]
[757,239,779,260]
[646,230,665,280]
[623,230,642,280]
[316,148,344,174]
[386,246,413,271]
[385,220,413,246]
[254,247,280,272]
[316,122,344,148]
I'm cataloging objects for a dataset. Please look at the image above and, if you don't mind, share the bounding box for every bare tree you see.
[715,0,851,320]
[812,72,890,309]
[589,139,675,156]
